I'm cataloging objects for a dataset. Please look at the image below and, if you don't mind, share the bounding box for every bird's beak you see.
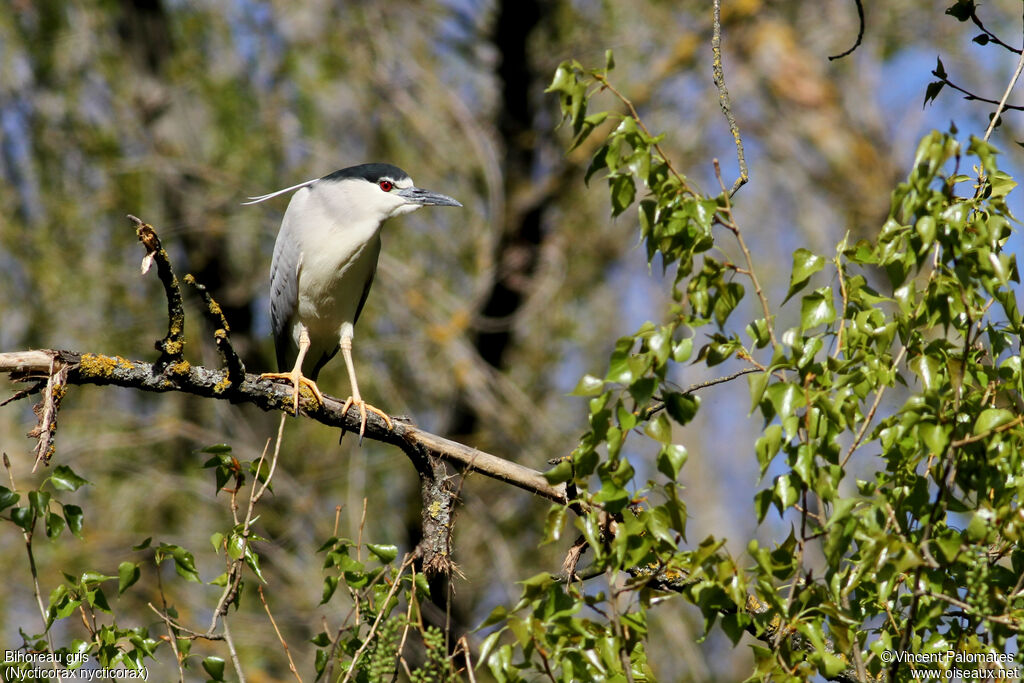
[396,186,463,208]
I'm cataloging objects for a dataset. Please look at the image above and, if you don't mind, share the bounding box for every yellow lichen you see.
[168,360,191,375]
[163,339,185,355]
[79,353,120,377]
[213,376,232,394]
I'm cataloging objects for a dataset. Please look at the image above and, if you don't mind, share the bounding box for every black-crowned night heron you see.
[245,163,462,439]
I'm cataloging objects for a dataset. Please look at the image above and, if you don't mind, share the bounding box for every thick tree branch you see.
[0,349,567,506]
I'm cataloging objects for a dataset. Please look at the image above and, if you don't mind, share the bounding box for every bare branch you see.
[184,274,246,387]
[711,0,749,194]
[129,215,186,368]
[828,0,865,61]
[0,350,567,505]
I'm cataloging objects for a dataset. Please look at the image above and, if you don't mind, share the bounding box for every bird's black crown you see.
[321,163,410,184]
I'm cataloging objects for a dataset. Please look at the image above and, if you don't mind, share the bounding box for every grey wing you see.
[270,213,301,372]
[353,259,378,325]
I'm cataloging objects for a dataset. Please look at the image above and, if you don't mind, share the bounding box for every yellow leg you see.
[340,324,393,442]
[261,325,323,415]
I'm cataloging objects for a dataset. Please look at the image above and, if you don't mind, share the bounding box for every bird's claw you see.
[340,397,394,444]
[261,371,324,415]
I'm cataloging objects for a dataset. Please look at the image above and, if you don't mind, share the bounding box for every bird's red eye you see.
[379,180,393,192]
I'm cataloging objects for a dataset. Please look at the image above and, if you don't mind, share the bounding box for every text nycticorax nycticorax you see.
[245,163,462,439]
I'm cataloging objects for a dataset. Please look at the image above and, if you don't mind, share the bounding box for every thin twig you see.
[184,274,246,388]
[828,0,865,60]
[340,553,418,683]
[931,73,1024,113]
[832,245,849,360]
[258,585,304,683]
[643,366,759,420]
[592,74,692,194]
[148,603,187,682]
[458,635,478,683]
[222,615,245,683]
[396,564,419,681]
[983,47,1024,141]
[950,414,1024,449]
[147,603,225,640]
[968,7,1023,55]
[714,160,777,348]
[0,381,44,407]
[711,0,749,194]
[208,415,283,635]
[841,346,907,467]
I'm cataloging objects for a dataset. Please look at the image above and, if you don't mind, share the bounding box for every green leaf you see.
[81,570,116,585]
[663,393,699,425]
[755,425,783,476]
[64,505,84,538]
[571,374,605,396]
[974,408,1015,435]
[609,174,636,216]
[202,656,226,681]
[934,535,962,564]
[923,81,945,108]
[0,486,18,513]
[909,354,942,392]
[200,443,233,454]
[11,506,35,531]
[604,49,615,71]
[656,444,688,479]
[45,512,65,539]
[90,587,112,613]
[648,325,673,366]
[784,249,825,303]
[118,562,141,595]
[919,422,949,455]
[542,505,567,544]
[774,474,799,511]
[764,383,804,423]
[644,414,672,444]
[367,544,398,563]
[29,490,51,518]
[800,289,836,329]
[170,546,201,583]
[320,576,339,605]
[543,459,573,484]
[673,336,693,363]
[227,533,246,561]
[50,465,90,492]
[747,372,769,413]
[944,2,973,22]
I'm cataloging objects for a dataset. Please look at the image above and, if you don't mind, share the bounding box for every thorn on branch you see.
[184,274,246,391]
[129,215,185,370]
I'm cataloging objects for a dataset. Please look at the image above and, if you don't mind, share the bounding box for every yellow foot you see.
[261,371,324,415]
[340,397,394,443]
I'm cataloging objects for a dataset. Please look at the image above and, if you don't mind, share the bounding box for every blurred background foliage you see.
[0,0,1022,680]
